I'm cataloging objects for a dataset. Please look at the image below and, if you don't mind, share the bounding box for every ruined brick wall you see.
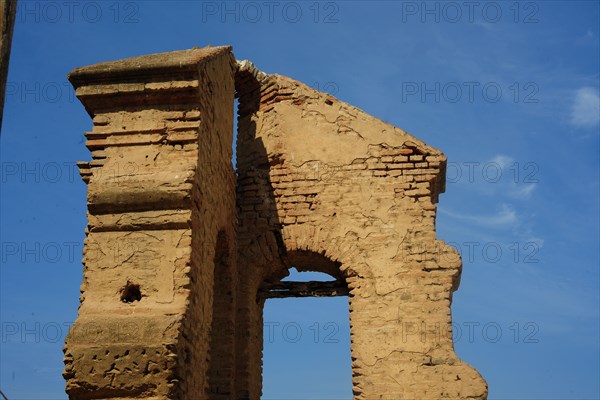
[64,46,486,400]
[63,47,237,399]
[234,61,487,399]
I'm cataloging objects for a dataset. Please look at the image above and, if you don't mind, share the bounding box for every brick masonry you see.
[64,46,487,400]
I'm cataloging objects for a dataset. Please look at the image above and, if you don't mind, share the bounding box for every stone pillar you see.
[63,47,237,399]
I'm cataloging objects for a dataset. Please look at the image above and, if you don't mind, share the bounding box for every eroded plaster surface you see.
[64,46,487,400]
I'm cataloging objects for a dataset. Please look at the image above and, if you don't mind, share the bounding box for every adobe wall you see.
[64,46,487,400]
[235,61,487,400]
[63,47,237,399]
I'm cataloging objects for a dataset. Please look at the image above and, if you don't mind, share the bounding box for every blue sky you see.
[0,1,598,399]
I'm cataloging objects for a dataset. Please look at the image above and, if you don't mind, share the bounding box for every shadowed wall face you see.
[64,46,487,400]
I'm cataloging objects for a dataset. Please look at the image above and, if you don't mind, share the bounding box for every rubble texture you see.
[64,46,487,400]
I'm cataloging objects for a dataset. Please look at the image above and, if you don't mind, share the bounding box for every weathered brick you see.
[66,46,485,400]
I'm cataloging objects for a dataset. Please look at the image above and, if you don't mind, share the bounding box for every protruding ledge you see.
[68,46,232,86]
[68,46,234,116]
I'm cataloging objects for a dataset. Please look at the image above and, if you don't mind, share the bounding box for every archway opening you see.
[260,259,352,399]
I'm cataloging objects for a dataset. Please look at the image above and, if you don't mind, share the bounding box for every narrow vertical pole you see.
[0,0,17,132]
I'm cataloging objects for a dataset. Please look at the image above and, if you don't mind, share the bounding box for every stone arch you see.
[63,46,486,400]
[234,60,487,399]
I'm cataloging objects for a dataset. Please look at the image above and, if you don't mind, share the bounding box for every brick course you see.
[64,47,487,400]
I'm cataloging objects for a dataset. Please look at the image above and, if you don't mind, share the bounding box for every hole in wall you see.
[120,282,142,303]
[262,268,352,399]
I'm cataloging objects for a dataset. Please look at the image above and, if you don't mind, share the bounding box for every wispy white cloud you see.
[440,177,544,242]
[440,204,517,227]
[526,236,545,249]
[570,87,600,128]
[490,154,514,169]
[508,182,536,200]
[458,154,538,200]
[576,27,598,46]
[473,20,494,31]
